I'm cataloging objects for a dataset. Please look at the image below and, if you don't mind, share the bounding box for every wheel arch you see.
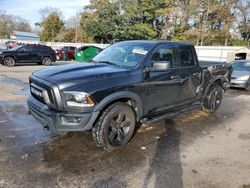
[41,55,52,61]
[204,77,226,97]
[94,91,143,122]
[3,55,17,61]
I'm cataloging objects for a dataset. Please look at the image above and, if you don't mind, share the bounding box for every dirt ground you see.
[0,63,250,188]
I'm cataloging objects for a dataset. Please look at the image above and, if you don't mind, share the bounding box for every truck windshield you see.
[232,61,250,72]
[92,42,154,68]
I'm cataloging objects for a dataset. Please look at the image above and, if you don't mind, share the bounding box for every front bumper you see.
[27,95,100,134]
[230,79,248,89]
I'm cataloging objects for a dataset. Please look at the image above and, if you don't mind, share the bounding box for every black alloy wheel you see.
[203,84,223,113]
[92,102,136,150]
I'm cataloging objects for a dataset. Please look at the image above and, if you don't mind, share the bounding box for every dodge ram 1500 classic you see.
[27,40,232,150]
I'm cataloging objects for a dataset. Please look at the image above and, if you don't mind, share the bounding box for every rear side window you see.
[151,46,176,68]
[179,47,195,67]
[42,45,53,52]
[33,45,42,51]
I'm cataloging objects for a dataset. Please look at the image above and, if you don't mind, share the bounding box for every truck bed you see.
[199,61,228,68]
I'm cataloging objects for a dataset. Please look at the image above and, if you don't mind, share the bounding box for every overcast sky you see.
[0,0,90,27]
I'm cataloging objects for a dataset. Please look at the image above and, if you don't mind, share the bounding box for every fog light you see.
[61,116,82,124]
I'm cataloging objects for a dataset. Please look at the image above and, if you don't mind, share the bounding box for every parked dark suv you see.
[0,44,56,67]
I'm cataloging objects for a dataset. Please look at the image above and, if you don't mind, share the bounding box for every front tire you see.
[42,57,52,66]
[92,102,136,150]
[203,84,223,113]
[3,56,16,67]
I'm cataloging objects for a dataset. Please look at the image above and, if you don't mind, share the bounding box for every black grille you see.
[30,80,55,105]
[31,86,45,104]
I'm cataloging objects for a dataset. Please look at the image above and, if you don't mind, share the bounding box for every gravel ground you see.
[0,63,250,188]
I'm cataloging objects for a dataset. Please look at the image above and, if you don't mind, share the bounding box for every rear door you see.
[177,46,201,104]
[29,45,39,62]
[144,44,182,115]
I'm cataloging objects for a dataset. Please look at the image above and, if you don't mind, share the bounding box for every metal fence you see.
[0,39,245,62]
[195,46,243,62]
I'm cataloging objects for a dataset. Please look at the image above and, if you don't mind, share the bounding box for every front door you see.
[16,46,32,62]
[144,44,181,115]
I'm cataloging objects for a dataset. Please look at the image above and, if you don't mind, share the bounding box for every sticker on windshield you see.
[132,48,148,55]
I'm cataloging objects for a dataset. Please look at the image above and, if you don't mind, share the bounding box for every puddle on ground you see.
[13,89,30,96]
[0,74,29,88]
[0,74,29,97]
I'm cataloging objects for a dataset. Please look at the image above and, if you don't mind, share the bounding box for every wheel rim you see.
[43,57,51,64]
[211,89,222,110]
[5,57,15,66]
[108,111,133,146]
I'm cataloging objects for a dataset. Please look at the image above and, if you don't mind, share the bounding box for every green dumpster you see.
[75,46,102,62]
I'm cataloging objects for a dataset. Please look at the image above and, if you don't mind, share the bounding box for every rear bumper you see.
[230,80,248,89]
[27,95,100,134]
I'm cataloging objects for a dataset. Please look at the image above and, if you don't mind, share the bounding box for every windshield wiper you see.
[97,61,118,66]
[89,59,97,63]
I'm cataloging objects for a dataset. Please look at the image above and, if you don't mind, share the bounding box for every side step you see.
[142,104,201,124]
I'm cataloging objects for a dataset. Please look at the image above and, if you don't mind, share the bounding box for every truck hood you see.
[232,70,250,78]
[32,63,140,92]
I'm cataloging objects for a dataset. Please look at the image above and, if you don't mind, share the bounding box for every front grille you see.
[231,76,237,80]
[31,86,45,104]
[29,77,58,110]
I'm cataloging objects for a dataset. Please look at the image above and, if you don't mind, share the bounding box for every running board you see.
[142,104,201,124]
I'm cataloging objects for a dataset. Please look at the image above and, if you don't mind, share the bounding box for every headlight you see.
[237,75,250,81]
[63,91,95,107]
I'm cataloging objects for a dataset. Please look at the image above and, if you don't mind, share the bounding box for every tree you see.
[40,10,64,41]
[0,10,31,38]
[80,0,159,43]
[235,0,250,45]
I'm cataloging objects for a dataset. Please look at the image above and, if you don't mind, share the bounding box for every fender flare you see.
[93,91,143,119]
[204,76,226,96]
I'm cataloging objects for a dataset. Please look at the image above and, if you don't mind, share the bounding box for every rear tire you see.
[42,57,52,66]
[3,56,16,67]
[203,84,223,113]
[92,102,136,150]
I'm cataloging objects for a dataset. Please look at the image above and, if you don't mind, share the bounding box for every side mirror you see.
[147,61,171,71]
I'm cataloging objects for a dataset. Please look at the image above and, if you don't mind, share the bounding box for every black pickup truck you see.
[27,40,232,150]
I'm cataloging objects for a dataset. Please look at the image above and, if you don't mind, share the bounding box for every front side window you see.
[151,46,175,68]
[92,42,155,68]
[179,47,195,67]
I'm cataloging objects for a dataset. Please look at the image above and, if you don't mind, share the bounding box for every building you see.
[10,31,40,42]
[227,47,250,62]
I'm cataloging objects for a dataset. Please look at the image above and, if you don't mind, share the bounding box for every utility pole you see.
[75,11,79,43]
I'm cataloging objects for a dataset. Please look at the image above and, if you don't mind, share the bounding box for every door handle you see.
[171,75,180,79]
